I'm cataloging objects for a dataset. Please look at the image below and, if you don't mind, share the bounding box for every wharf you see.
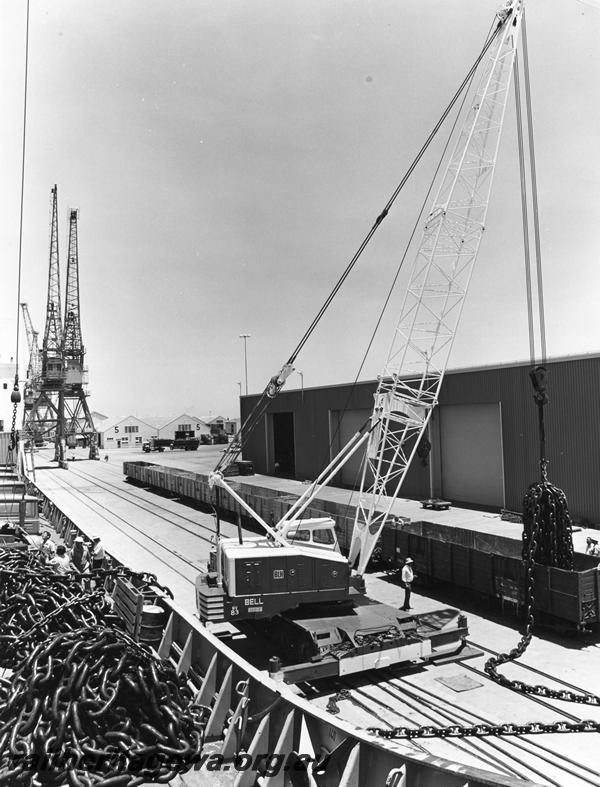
[28,446,600,786]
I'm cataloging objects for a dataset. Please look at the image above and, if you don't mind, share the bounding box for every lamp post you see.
[239,334,250,395]
[297,370,304,402]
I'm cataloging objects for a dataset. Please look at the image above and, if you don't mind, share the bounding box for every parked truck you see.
[142,436,200,453]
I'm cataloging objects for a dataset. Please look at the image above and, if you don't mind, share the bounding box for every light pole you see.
[297,370,304,402]
[239,334,250,395]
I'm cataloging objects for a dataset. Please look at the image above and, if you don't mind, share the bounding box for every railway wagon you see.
[381,520,600,629]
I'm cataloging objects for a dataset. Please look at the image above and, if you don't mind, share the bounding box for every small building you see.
[158,414,211,441]
[99,415,157,449]
[201,415,238,437]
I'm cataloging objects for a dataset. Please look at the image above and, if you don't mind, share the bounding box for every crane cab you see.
[277,517,340,552]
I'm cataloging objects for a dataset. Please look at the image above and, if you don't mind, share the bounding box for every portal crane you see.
[22,185,65,459]
[20,303,41,409]
[61,208,98,459]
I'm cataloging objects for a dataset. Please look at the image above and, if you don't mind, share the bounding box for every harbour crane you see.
[22,188,98,460]
[197,0,526,679]
[20,303,41,410]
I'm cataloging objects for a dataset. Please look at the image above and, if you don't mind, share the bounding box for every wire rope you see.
[218,12,507,472]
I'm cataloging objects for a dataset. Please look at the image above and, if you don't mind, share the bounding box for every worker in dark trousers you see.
[401,557,414,611]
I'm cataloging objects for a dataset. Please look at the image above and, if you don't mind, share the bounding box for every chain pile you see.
[0,551,113,670]
[0,626,206,785]
[0,547,207,784]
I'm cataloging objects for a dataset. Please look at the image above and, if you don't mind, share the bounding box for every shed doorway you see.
[272,412,295,478]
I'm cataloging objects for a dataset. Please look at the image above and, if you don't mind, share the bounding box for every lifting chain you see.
[368,367,598,740]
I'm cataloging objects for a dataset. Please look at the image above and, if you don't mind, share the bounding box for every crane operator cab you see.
[196,517,351,624]
[277,517,340,552]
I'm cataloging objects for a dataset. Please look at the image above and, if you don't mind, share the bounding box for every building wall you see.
[100,417,156,449]
[159,416,210,441]
[241,355,600,524]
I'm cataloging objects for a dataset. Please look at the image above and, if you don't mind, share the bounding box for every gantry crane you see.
[20,303,41,410]
[23,187,98,461]
[61,207,98,459]
[23,185,65,457]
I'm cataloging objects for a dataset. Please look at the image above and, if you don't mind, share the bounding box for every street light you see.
[297,370,304,401]
[239,334,251,395]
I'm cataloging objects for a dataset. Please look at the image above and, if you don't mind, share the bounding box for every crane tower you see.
[61,207,98,458]
[22,186,98,461]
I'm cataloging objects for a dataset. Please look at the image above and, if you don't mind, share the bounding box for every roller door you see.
[330,409,373,488]
[440,403,504,508]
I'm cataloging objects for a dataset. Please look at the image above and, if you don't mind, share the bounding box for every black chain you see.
[9,397,18,454]
[367,368,597,740]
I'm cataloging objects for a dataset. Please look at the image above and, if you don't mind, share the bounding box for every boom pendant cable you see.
[9,0,31,458]
[217,13,506,473]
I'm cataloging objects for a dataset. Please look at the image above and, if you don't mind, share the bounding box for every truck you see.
[142,436,200,453]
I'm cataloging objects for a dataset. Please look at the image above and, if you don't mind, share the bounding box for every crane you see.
[210,0,524,566]
[20,303,41,408]
[198,1,525,680]
[348,0,524,575]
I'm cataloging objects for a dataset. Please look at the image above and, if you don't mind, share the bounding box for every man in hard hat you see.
[70,536,90,573]
[401,557,414,611]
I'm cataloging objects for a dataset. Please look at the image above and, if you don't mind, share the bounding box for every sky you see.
[1,0,599,421]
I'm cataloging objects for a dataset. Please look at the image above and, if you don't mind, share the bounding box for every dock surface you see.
[30,445,600,786]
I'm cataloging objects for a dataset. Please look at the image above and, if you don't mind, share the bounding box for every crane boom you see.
[20,303,41,388]
[349,0,524,575]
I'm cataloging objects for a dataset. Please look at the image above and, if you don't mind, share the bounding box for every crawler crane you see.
[196,0,524,681]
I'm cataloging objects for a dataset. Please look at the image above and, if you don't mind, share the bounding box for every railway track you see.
[46,469,202,585]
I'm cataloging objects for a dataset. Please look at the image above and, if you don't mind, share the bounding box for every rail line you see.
[302,668,600,787]
[59,462,242,543]
[46,470,200,586]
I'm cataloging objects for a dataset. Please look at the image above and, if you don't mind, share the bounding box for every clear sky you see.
[1,0,599,420]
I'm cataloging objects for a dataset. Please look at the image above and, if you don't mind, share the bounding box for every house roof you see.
[99,414,156,433]
[160,414,208,429]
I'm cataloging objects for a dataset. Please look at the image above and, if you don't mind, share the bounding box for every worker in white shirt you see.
[49,545,72,575]
[401,557,414,611]
[90,536,106,570]
[40,531,57,561]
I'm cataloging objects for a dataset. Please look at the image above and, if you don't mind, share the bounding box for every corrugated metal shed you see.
[241,355,600,525]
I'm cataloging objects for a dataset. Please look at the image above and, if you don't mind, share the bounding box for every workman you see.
[90,536,106,570]
[70,536,90,573]
[40,531,57,560]
[585,537,600,556]
[401,557,414,611]
[49,545,72,575]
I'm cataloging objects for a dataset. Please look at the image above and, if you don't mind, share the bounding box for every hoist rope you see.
[216,12,507,473]
[514,54,536,365]
[9,0,31,461]
[522,10,547,364]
